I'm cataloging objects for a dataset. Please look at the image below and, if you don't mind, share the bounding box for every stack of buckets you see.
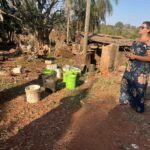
[63,70,78,90]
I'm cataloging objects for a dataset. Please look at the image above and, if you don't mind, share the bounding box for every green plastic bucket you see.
[43,69,56,76]
[66,73,77,90]
[63,72,68,83]
[63,71,71,83]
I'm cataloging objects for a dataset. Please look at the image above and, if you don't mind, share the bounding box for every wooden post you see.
[100,44,119,75]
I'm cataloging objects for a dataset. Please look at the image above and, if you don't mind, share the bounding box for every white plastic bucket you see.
[46,64,57,70]
[25,85,41,103]
[45,60,53,65]
[12,65,22,74]
[55,68,62,79]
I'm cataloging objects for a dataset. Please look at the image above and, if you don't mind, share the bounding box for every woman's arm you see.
[125,51,150,61]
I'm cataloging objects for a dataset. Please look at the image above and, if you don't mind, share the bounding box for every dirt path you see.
[53,98,150,150]
[1,58,150,150]
[1,84,150,150]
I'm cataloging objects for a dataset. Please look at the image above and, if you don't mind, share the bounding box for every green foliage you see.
[70,0,118,33]
[99,23,138,39]
[17,0,65,43]
[0,0,137,44]
[0,0,21,43]
[0,0,65,44]
[115,21,124,28]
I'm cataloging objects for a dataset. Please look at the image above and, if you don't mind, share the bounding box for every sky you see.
[106,0,150,27]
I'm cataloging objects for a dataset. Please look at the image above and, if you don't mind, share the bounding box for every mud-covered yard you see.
[0,56,150,150]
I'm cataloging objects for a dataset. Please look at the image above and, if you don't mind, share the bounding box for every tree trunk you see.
[76,21,79,32]
[83,0,91,55]
[66,16,70,45]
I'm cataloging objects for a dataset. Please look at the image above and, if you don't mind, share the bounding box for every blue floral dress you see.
[119,41,150,112]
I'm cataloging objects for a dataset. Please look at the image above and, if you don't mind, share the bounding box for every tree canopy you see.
[0,0,137,45]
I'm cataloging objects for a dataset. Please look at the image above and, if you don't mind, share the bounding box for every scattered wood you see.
[49,30,66,46]
[72,43,81,55]
[89,44,98,49]
[55,42,73,58]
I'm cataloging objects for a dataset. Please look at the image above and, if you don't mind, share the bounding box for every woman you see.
[119,21,150,113]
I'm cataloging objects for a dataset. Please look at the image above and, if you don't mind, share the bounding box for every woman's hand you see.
[125,52,136,60]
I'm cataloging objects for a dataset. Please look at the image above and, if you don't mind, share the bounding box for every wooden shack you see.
[80,33,133,74]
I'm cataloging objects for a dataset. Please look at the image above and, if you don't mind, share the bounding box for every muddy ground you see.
[0,56,150,150]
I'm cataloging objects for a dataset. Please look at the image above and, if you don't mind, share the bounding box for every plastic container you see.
[55,68,62,79]
[25,85,41,103]
[42,69,56,77]
[41,74,57,92]
[66,73,77,90]
[70,66,81,74]
[46,64,57,70]
[12,65,22,74]
[62,65,70,72]
[45,60,53,65]
[63,71,70,83]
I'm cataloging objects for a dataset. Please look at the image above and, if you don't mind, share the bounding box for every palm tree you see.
[65,0,73,44]
[83,0,91,55]
[91,0,118,32]
[73,0,118,33]
[82,0,118,64]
